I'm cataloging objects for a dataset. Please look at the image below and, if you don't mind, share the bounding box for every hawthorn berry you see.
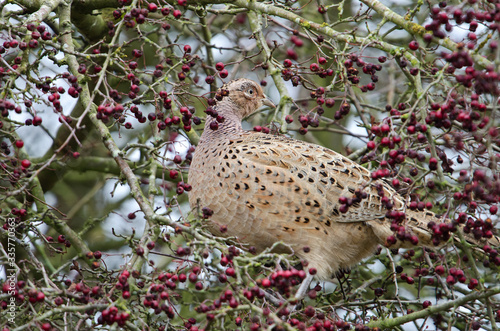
[409,40,419,50]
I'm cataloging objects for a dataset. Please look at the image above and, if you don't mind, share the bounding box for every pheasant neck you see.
[200,101,244,142]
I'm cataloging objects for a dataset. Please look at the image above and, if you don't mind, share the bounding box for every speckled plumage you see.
[188,79,496,280]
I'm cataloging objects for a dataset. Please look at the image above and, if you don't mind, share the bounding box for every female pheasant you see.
[188,79,497,293]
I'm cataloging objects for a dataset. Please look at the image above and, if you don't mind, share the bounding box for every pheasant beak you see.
[262,96,276,108]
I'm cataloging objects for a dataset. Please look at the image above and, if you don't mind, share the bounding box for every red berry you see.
[210,122,218,130]
[229,297,238,308]
[380,137,390,146]
[286,48,298,60]
[409,40,419,50]
[215,62,225,71]
[225,267,236,277]
[173,9,182,18]
[188,273,197,283]
[429,157,438,170]
[218,274,228,283]
[147,3,157,12]
[173,155,182,164]
[37,291,45,301]
[219,69,228,78]
[21,159,31,168]
[15,140,24,148]
[325,98,335,107]
[468,278,479,289]
[490,205,498,215]
[291,35,303,47]
[33,116,42,125]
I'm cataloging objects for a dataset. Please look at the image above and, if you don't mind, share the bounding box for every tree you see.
[1,0,499,329]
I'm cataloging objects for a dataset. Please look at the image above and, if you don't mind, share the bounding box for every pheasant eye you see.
[244,87,256,100]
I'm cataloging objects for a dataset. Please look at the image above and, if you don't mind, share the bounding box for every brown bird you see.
[188,78,497,297]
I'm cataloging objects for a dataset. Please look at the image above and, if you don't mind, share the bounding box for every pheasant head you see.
[217,78,275,119]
